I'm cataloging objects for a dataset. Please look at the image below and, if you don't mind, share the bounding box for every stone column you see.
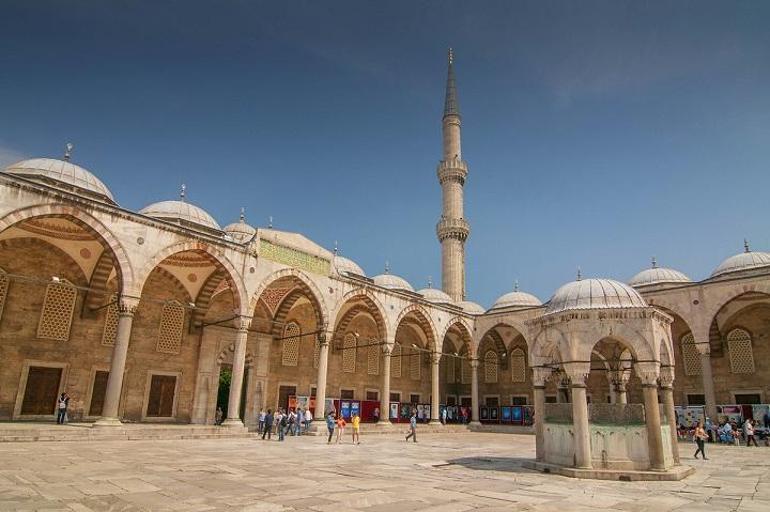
[222,316,251,427]
[699,349,717,420]
[532,367,552,462]
[470,357,481,425]
[564,362,591,469]
[660,366,680,465]
[313,330,331,420]
[613,370,630,404]
[379,346,392,425]
[430,352,441,424]
[636,362,665,471]
[95,296,139,426]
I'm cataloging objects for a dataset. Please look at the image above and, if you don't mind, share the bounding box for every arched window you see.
[343,332,356,373]
[281,322,301,366]
[727,328,754,374]
[680,332,702,376]
[391,342,402,378]
[511,348,527,383]
[446,357,456,383]
[367,342,379,375]
[101,293,118,346]
[484,350,498,383]
[37,279,77,341]
[157,300,185,354]
[410,349,421,380]
[0,268,8,322]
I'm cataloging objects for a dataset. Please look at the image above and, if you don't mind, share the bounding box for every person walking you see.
[335,414,347,444]
[287,409,296,436]
[351,412,361,445]
[326,412,336,444]
[304,408,312,434]
[56,392,69,424]
[693,421,708,459]
[262,409,274,440]
[441,407,447,425]
[258,408,266,434]
[373,407,380,424]
[276,409,286,441]
[405,411,417,443]
[745,419,759,447]
[294,408,303,436]
[215,406,223,425]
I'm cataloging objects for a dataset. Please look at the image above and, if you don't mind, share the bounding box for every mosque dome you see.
[223,213,256,242]
[458,300,486,314]
[417,286,453,304]
[546,277,647,315]
[333,255,366,277]
[629,258,691,288]
[140,199,220,231]
[373,267,414,292]
[4,157,115,204]
[490,283,542,310]
[711,241,770,278]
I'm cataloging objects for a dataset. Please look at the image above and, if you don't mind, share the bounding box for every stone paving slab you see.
[0,433,768,511]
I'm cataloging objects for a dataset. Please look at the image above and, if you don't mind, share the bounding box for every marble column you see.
[636,362,665,471]
[699,348,717,420]
[470,357,481,425]
[95,296,139,426]
[313,330,331,420]
[532,367,552,462]
[430,352,441,424]
[660,366,680,464]
[379,347,392,425]
[222,316,251,427]
[564,363,591,469]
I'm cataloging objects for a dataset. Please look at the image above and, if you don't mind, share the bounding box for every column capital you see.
[317,329,334,346]
[562,362,590,386]
[659,366,675,388]
[117,295,140,315]
[633,361,661,386]
[430,352,441,365]
[233,315,252,332]
[531,366,553,387]
[469,356,479,369]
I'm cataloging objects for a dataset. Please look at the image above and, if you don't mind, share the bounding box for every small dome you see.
[5,158,115,203]
[223,219,256,242]
[417,287,453,304]
[712,241,770,278]
[629,258,691,288]
[546,278,647,315]
[491,283,542,310]
[458,300,486,314]
[334,255,365,277]
[140,200,220,231]
[373,272,414,292]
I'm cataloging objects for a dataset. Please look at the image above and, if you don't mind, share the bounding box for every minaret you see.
[436,48,470,301]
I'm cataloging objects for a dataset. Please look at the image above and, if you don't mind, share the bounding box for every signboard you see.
[490,407,498,421]
[501,406,512,422]
[350,401,360,418]
[752,405,769,425]
[340,401,351,419]
[480,407,488,420]
[717,405,743,424]
[389,402,399,419]
[674,406,704,427]
[511,406,523,424]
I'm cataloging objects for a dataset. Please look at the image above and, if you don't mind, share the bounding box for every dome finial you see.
[384,260,390,274]
[180,183,186,201]
[333,240,338,256]
[514,279,519,292]
[239,207,246,223]
[448,47,454,65]
[268,215,273,229]
[63,142,74,162]
[576,267,582,281]
[427,276,433,289]
[651,256,657,269]
[744,238,750,253]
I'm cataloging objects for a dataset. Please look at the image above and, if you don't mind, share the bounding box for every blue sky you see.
[1,1,769,307]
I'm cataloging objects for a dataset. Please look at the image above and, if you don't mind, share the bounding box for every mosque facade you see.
[0,52,768,440]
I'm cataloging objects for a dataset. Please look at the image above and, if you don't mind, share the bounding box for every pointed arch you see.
[394,304,438,352]
[332,288,389,343]
[250,268,329,329]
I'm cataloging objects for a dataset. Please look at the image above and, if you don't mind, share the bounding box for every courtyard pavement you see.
[0,432,768,511]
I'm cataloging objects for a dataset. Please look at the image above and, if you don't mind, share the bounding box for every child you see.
[335,414,347,444]
[351,412,361,445]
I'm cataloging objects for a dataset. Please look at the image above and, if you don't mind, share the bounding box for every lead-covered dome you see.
[373,266,414,292]
[223,214,256,242]
[140,200,220,231]
[490,283,542,310]
[334,255,365,277]
[546,277,647,315]
[4,158,115,204]
[629,258,691,288]
[711,241,770,278]
[458,300,486,314]
[417,286,453,304]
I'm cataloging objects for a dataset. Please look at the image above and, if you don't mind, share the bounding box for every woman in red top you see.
[335,415,346,444]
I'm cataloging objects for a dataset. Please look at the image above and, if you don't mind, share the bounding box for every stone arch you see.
[393,304,437,351]
[704,282,770,329]
[333,288,389,343]
[136,241,248,316]
[0,237,87,286]
[216,342,255,368]
[440,317,474,356]
[83,249,116,312]
[250,268,329,328]
[0,203,135,294]
[191,270,228,328]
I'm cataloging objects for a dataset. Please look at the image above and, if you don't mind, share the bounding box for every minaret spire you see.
[436,49,470,301]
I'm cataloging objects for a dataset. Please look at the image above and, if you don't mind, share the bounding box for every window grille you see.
[680,333,702,376]
[511,348,526,383]
[484,350,498,383]
[37,279,77,341]
[342,332,356,373]
[156,301,185,354]
[727,328,755,374]
[101,293,118,346]
[282,322,301,366]
[392,342,402,378]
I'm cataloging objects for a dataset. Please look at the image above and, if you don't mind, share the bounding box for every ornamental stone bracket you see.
[436,217,470,242]
[561,362,591,386]
[659,366,675,388]
[633,361,661,386]
[117,296,140,315]
[531,366,553,387]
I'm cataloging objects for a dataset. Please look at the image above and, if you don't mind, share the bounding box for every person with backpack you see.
[405,411,418,443]
[261,409,274,440]
[276,409,287,441]
[287,409,296,436]
[56,392,69,424]
[326,412,336,444]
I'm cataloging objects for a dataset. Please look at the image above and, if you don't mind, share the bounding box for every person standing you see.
[405,411,417,443]
[304,408,312,434]
[258,408,266,434]
[294,408,302,436]
[373,406,380,424]
[745,419,758,447]
[276,409,287,441]
[262,409,274,440]
[287,408,296,436]
[693,421,708,459]
[351,412,361,445]
[441,407,447,425]
[326,412,336,444]
[215,406,224,425]
[335,414,346,444]
[56,392,69,424]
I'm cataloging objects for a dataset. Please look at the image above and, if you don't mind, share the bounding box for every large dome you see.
[140,200,220,231]
[712,241,770,278]
[546,278,647,315]
[458,300,486,314]
[373,272,414,292]
[417,286,453,304]
[629,258,691,288]
[491,283,541,310]
[4,158,115,203]
[334,255,365,277]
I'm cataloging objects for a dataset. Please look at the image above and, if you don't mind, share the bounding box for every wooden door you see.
[278,385,296,411]
[21,367,62,415]
[88,371,110,416]
[147,375,177,417]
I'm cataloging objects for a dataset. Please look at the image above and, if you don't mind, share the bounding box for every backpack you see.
[280,416,287,427]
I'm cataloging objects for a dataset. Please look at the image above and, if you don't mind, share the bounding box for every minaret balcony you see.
[436,217,470,242]
[437,159,468,184]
